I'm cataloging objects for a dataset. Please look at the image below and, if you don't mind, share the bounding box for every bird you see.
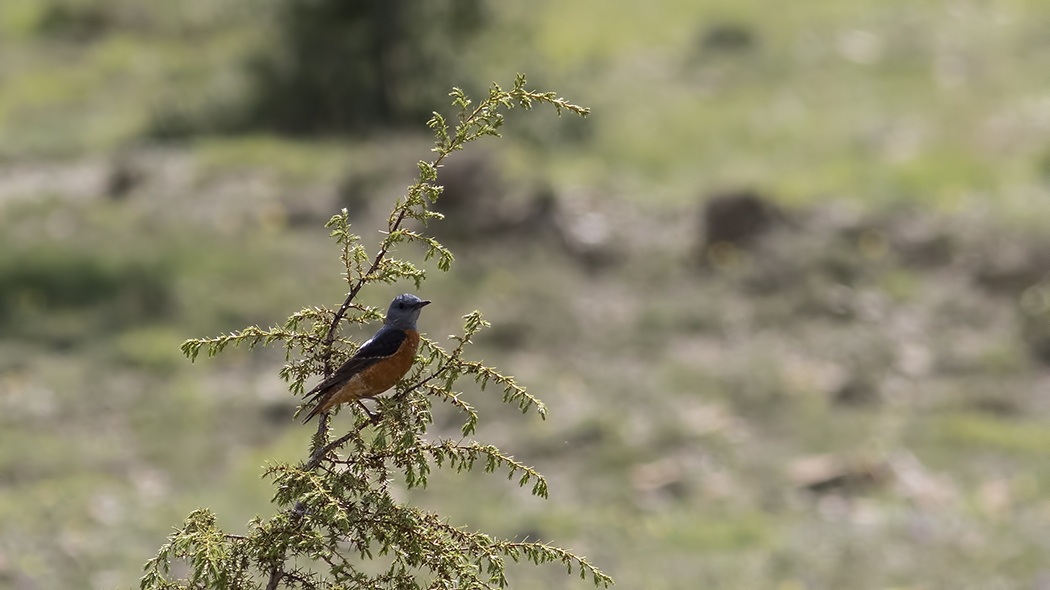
[302,293,430,422]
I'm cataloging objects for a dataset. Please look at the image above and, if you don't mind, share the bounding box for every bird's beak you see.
[418,300,431,308]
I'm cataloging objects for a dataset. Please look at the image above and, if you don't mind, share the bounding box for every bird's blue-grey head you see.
[385,293,430,330]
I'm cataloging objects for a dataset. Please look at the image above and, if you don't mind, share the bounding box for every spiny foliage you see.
[144,76,609,590]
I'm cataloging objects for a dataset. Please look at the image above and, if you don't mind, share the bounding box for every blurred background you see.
[3,0,1050,588]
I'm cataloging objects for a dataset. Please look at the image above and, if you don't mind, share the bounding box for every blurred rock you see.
[696,22,757,55]
[974,240,1050,295]
[967,395,1022,417]
[833,376,880,406]
[432,153,501,231]
[280,185,342,228]
[0,160,109,207]
[430,153,558,241]
[697,190,785,270]
[335,172,384,219]
[788,453,892,496]
[554,188,629,270]
[889,452,958,508]
[702,190,778,248]
[513,527,546,543]
[476,321,529,350]
[106,158,145,200]
[890,223,956,268]
[631,457,689,500]
[632,458,681,491]
[260,399,300,426]
[1019,280,1050,365]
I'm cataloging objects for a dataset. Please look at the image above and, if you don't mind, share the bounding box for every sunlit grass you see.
[933,413,1050,457]
[497,0,1050,213]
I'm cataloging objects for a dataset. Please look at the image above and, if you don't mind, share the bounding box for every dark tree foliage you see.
[241,0,485,135]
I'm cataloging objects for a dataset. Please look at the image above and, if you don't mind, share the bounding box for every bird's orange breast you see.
[318,329,420,413]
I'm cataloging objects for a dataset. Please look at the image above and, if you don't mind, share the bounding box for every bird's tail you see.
[300,385,330,423]
[302,404,324,423]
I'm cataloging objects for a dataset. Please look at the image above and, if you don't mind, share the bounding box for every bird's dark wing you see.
[303,327,408,403]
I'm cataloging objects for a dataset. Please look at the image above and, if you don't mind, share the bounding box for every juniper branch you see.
[143,76,607,590]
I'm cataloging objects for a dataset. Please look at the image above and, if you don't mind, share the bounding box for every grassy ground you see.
[4,1,1050,589]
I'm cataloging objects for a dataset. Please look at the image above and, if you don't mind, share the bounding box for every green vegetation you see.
[3,1,1050,589]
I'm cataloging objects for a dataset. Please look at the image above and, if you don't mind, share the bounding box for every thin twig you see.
[305,410,383,470]
[394,364,452,402]
[322,208,410,351]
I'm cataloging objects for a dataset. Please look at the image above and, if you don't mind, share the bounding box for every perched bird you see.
[302,293,430,422]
